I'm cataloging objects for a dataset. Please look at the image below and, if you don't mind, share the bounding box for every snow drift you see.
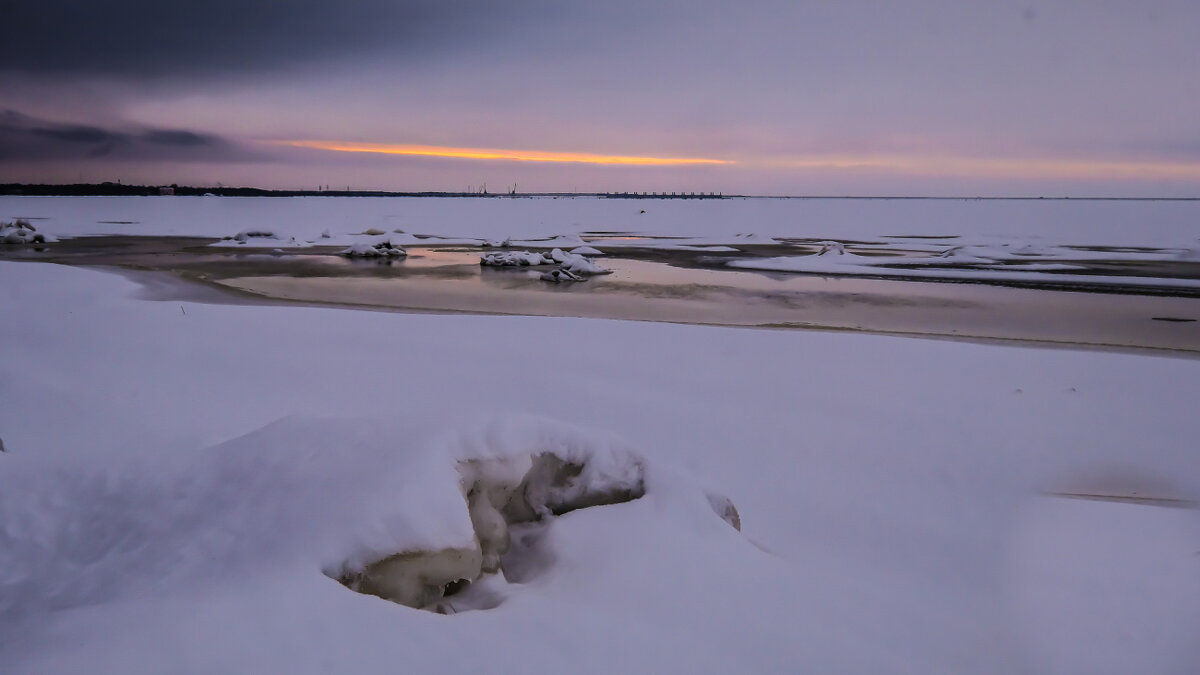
[0,414,735,625]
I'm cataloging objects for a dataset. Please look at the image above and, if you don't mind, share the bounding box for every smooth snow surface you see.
[5,195,1200,248]
[729,251,1200,289]
[1,260,1199,674]
[6,196,1198,292]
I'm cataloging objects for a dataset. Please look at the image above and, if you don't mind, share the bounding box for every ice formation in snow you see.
[339,449,648,612]
[1,220,48,245]
[341,241,408,257]
[706,492,742,531]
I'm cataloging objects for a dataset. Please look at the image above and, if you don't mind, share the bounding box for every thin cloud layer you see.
[0,110,254,162]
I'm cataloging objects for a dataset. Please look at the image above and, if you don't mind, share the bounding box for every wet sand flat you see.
[219,256,1200,354]
[5,237,1199,355]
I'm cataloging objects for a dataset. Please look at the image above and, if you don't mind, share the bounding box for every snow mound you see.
[0,414,733,622]
[1,220,52,245]
[341,241,408,257]
[569,246,604,256]
[815,240,847,256]
[549,248,611,275]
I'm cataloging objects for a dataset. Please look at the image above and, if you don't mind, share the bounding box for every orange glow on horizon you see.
[270,138,1200,183]
[273,140,732,166]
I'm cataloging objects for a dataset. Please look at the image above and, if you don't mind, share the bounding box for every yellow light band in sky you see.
[275,140,731,166]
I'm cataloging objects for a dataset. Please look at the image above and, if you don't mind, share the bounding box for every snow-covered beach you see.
[1,196,1199,673]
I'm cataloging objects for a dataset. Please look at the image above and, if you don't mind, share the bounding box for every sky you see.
[2,0,1199,196]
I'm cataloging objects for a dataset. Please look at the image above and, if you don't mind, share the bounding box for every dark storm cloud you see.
[0,0,555,79]
[31,124,115,145]
[0,110,256,162]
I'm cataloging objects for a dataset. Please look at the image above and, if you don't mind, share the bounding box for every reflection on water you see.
[212,249,1199,354]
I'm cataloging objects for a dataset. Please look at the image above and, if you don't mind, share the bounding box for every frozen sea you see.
[1,196,1198,674]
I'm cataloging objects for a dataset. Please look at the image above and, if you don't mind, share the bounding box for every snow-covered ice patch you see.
[213,229,299,248]
[549,248,611,275]
[481,250,553,267]
[728,240,1200,290]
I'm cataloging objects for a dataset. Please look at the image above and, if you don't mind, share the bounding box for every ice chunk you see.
[227,230,279,242]
[815,240,846,256]
[480,250,553,266]
[540,268,585,282]
[0,220,49,245]
[549,248,611,275]
[341,241,407,257]
[341,547,483,609]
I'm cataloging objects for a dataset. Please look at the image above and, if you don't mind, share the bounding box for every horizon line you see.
[2,182,1199,201]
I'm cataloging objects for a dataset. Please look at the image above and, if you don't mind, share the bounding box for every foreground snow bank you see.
[0,411,754,672]
[1,260,1197,674]
[0,414,672,618]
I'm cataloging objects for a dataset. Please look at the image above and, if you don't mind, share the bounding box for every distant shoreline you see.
[2,183,1198,200]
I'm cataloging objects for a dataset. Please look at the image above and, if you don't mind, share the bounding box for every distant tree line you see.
[0,183,737,199]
